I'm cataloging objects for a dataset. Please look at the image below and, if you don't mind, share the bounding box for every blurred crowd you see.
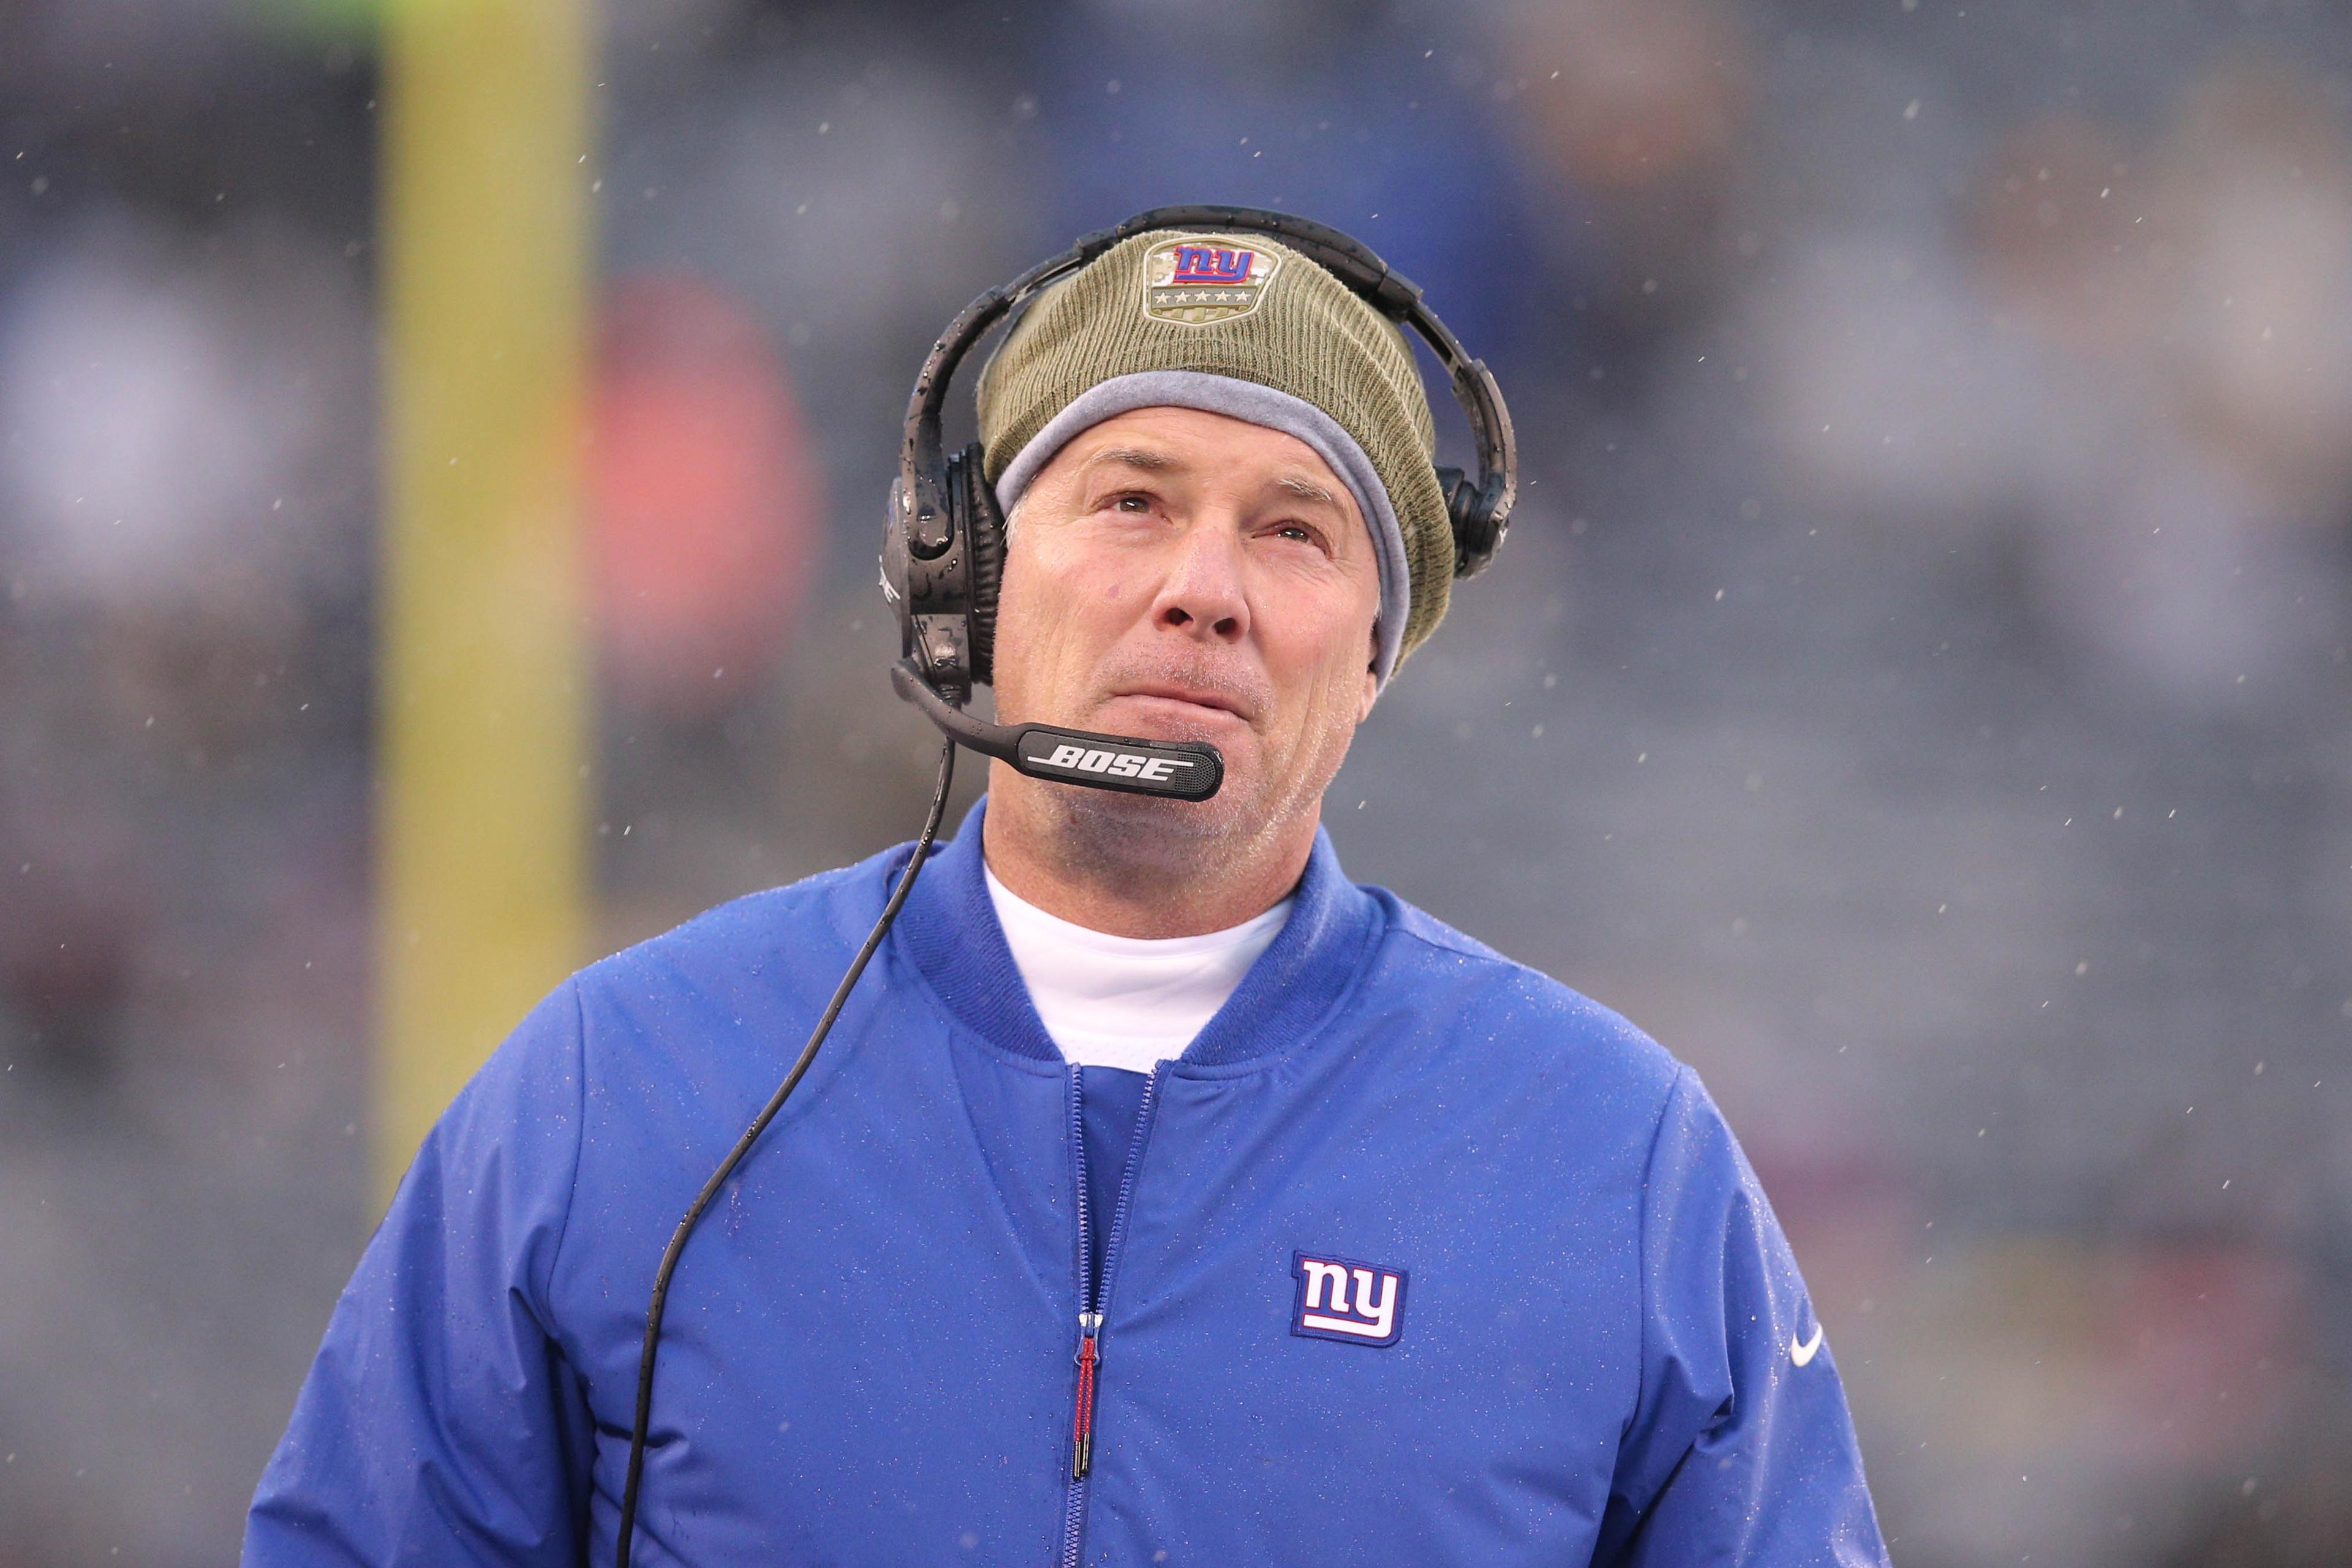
[1,0,2348,1563]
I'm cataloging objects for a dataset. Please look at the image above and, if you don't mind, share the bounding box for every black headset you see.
[880,204,1517,799]
[616,208,1516,1568]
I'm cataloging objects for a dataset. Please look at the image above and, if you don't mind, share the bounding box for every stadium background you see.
[2,0,2350,1561]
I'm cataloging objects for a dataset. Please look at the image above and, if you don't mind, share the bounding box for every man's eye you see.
[1111,493,1153,513]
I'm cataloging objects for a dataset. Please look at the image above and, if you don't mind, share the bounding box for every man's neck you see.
[981,771,1316,938]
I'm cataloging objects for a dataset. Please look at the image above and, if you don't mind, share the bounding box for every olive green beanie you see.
[974,228,1452,682]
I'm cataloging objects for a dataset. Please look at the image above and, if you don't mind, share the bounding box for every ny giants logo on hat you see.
[1143,235,1284,326]
[1170,246,1254,284]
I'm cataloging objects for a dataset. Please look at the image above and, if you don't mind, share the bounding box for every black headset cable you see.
[613,739,958,1568]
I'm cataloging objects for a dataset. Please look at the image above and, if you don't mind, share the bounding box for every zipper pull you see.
[1071,1312,1103,1479]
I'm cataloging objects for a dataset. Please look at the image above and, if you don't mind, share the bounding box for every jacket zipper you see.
[1058,1063,1165,1568]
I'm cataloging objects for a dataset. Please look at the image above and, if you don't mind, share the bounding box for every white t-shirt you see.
[983,862,1293,1074]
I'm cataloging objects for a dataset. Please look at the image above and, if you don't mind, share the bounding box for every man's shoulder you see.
[1359,883,1684,1104]
[571,840,914,1011]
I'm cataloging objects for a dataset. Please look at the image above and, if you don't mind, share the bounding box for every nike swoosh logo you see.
[1791,1323,1825,1367]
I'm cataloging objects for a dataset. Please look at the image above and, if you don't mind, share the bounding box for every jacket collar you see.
[894,796,1381,1069]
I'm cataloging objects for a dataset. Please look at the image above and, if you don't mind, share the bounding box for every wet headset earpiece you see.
[616,207,1515,1568]
[880,203,1518,796]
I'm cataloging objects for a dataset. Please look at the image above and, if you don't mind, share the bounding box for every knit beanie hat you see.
[974,229,1452,685]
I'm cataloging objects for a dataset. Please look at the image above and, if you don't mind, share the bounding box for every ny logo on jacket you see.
[1292,1252,1406,1346]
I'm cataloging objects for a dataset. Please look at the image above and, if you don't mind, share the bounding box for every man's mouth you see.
[1106,683,1254,725]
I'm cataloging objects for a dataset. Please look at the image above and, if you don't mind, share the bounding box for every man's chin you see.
[1044,758,1261,848]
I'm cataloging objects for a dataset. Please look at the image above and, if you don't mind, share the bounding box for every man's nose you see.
[1150,521,1250,644]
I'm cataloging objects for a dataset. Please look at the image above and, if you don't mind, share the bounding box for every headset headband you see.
[895,204,1516,574]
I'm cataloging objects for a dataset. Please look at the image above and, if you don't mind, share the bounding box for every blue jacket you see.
[247,804,1888,1566]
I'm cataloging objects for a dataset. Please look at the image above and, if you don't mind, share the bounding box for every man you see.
[247,225,1890,1565]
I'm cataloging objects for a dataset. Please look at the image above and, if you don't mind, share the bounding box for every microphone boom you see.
[891,660,1223,802]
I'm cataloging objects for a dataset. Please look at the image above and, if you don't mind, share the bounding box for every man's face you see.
[990,405,1383,845]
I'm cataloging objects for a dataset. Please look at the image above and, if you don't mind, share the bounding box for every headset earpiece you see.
[952,443,1006,684]
[1438,465,1509,579]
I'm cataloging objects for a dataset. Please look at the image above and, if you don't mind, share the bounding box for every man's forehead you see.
[1076,443,1178,473]
[1066,428,1358,517]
